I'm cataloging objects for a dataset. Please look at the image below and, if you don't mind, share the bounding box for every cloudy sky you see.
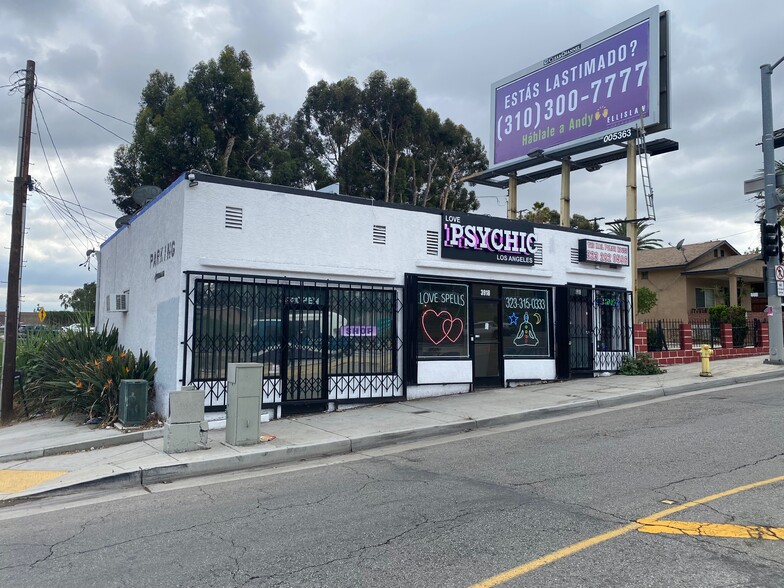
[0,0,782,312]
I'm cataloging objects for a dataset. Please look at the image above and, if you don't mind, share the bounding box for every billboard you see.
[490,6,662,168]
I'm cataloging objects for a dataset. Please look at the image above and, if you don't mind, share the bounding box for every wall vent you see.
[225,206,243,230]
[570,248,580,264]
[426,231,439,256]
[373,224,387,245]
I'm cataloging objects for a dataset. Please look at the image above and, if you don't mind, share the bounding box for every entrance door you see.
[282,308,327,411]
[473,300,502,387]
[568,286,594,374]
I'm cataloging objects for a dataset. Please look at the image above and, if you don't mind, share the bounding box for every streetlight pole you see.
[761,56,784,364]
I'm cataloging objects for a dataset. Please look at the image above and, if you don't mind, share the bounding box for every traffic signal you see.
[760,222,782,262]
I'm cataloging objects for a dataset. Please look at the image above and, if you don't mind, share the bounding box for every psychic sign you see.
[490,6,660,167]
[441,212,538,266]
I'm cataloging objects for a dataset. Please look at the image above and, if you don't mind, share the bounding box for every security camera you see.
[187,173,196,181]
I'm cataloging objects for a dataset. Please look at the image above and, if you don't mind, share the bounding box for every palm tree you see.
[606,219,663,250]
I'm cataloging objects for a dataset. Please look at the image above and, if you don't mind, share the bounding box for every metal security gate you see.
[182,272,404,412]
[568,286,594,374]
[567,285,632,375]
[282,305,328,409]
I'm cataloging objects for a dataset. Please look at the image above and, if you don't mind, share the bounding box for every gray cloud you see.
[1,0,783,311]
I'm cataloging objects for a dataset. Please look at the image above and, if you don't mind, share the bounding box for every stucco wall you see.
[99,176,633,413]
[97,178,187,416]
[639,267,688,322]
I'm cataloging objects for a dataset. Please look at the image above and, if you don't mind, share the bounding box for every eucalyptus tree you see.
[359,71,420,203]
[107,46,262,213]
[299,77,362,193]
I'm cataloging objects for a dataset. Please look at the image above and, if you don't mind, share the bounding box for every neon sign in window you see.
[417,282,469,359]
[502,287,551,357]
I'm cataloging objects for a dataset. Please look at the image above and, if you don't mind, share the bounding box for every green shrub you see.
[617,353,664,375]
[16,324,156,425]
[708,304,748,347]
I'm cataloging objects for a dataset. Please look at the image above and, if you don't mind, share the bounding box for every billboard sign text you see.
[491,6,660,167]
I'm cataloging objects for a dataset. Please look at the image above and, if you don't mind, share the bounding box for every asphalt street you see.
[1,379,783,587]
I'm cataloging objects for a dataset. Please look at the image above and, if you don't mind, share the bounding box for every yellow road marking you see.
[637,519,784,540]
[469,474,784,588]
[0,470,67,493]
[469,522,642,588]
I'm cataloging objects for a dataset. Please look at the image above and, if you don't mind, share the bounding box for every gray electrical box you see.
[118,379,148,426]
[164,386,208,453]
[225,363,263,446]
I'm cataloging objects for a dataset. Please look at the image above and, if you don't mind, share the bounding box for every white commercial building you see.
[97,172,633,418]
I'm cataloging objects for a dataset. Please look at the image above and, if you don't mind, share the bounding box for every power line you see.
[33,93,102,244]
[37,85,133,126]
[36,86,131,145]
[32,183,115,235]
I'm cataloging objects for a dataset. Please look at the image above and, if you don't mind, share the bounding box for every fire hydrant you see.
[700,344,714,377]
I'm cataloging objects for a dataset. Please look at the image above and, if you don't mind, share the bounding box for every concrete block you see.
[168,388,205,424]
[163,421,207,453]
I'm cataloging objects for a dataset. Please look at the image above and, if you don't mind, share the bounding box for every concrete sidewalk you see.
[2,356,782,503]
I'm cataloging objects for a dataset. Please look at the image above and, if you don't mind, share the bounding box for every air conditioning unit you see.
[106,293,128,312]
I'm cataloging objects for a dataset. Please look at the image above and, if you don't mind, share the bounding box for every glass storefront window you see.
[502,287,551,357]
[417,281,469,358]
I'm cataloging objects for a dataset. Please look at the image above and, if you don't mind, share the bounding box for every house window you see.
[695,287,717,309]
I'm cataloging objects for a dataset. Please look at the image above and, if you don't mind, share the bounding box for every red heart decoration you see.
[421,309,464,345]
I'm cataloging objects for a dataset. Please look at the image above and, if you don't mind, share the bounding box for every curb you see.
[0,427,164,464]
[4,369,783,503]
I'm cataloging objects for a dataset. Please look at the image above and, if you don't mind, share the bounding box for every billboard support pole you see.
[626,139,638,320]
[508,174,518,220]
[560,161,571,227]
[761,57,784,364]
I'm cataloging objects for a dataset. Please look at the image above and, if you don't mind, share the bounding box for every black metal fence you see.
[688,318,764,349]
[183,272,404,411]
[642,319,682,351]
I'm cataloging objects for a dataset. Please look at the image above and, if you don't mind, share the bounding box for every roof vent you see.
[225,206,243,230]
[373,225,386,245]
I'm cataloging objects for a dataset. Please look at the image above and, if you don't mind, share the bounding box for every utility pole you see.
[1,60,35,422]
[761,56,784,365]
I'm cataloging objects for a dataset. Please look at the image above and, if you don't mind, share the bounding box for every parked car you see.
[62,323,94,333]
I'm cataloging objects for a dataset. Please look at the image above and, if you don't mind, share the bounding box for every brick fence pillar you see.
[679,323,693,351]
[720,323,734,349]
[761,322,770,349]
[633,323,648,352]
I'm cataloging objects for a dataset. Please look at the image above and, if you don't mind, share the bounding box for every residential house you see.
[637,240,765,322]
